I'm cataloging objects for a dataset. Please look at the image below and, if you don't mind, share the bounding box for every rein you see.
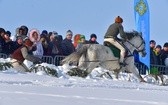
[126,35,145,52]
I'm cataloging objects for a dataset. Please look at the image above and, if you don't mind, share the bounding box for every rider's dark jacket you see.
[104,23,127,40]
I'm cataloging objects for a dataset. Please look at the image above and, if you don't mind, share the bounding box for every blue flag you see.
[134,0,150,69]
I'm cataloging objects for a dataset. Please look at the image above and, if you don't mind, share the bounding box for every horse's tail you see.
[61,45,88,65]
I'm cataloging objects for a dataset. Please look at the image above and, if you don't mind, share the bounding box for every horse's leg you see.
[125,60,145,82]
[131,65,145,82]
[100,60,121,79]
[85,62,99,75]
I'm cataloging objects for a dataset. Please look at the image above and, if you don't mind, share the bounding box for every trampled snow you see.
[0,59,168,105]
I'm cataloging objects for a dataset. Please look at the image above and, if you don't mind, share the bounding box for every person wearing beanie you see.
[104,16,127,65]
[47,31,63,56]
[11,39,42,72]
[42,30,48,35]
[155,45,161,52]
[150,40,156,44]
[76,35,89,50]
[163,42,168,47]
[4,31,12,42]
[155,45,162,55]
[13,36,23,52]
[154,44,162,65]
[150,40,158,64]
[158,42,168,66]
[0,28,6,53]
[61,30,75,56]
[2,31,15,55]
[66,30,73,36]
[89,33,99,44]
[20,25,29,35]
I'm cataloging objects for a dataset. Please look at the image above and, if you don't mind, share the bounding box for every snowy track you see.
[0,71,168,105]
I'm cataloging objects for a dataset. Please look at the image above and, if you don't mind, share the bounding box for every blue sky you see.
[0,0,167,46]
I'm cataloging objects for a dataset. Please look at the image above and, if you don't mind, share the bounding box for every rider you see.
[104,16,127,65]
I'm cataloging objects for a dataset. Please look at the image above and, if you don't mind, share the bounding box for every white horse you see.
[62,31,146,82]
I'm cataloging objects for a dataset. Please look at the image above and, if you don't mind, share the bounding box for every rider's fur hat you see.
[115,16,123,23]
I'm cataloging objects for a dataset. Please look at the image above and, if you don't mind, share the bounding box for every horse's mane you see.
[125,31,140,40]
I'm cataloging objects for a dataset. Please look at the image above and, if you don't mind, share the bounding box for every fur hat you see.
[66,30,73,36]
[24,39,33,47]
[29,29,40,42]
[163,42,168,47]
[115,16,123,23]
[90,33,97,39]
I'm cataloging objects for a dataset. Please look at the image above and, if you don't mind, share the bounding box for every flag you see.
[134,0,150,70]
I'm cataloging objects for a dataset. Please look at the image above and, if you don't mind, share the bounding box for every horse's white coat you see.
[63,31,146,81]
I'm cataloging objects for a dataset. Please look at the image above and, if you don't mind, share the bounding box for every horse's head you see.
[125,31,146,57]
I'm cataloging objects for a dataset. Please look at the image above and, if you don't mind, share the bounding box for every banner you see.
[134,0,150,69]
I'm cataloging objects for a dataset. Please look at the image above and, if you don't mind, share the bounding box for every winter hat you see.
[66,30,73,36]
[58,35,63,42]
[115,16,123,23]
[29,29,40,42]
[5,31,11,37]
[53,31,58,36]
[150,40,156,44]
[24,39,33,47]
[90,33,97,39]
[156,45,162,49]
[42,30,48,35]
[163,42,168,47]
[80,35,85,40]
[0,28,5,33]
[20,25,28,35]
[16,36,23,40]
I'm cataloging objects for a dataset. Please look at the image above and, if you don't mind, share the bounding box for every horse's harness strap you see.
[104,36,116,39]
[81,59,118,62]
[127,40,144,52]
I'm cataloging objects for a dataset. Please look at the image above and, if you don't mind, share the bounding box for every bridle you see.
[127,34,146,53]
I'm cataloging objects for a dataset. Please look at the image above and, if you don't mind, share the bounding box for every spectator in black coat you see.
[3,31,15,55]
[0,28,6,53]
[61,30,75,56]
[159,42,168,66]
[89,33,99,44]
[48,32,63,56]
[13,36,24,52]
[150,40,158,65]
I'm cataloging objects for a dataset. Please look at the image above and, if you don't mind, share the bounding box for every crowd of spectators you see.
[0,26,99,58]
[150,40,168,66]
[0,26,167,68]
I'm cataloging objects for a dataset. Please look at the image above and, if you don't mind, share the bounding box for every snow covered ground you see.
[0,59,168,105]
